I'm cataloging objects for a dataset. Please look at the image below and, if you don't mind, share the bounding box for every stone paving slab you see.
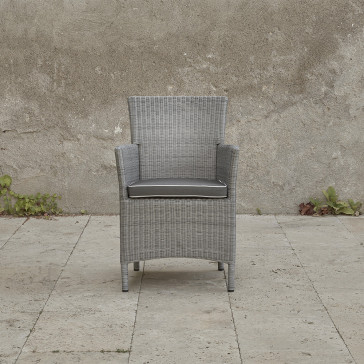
[0,216,89,364]
[0,218,26,249]
[129,258,240,364]
[0,217,89,314]
[240,350,353,364]
[236,215,283,234]
[236,312,353,363]
[0,311,38,364]
[318,287,364,361]
[276,215,356,247]
[277,215,363,364]
[17,351,129,364]
[234,215,355,364]
[21,216,141,355]
[0,214,363,364]
[276,216,364,290]
[291,246,364,290]
[339,216,364,243]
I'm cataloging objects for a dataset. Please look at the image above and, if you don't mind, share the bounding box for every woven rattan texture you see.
[128,96,228,179]
[115,145,139,199]
[115,96,239,291]
[217,144,239,200]
[120,198,236,262]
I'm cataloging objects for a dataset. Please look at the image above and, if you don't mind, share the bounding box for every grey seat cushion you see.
[128,178,227,198]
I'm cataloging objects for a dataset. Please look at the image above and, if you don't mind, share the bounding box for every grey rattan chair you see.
[115,96,239,291]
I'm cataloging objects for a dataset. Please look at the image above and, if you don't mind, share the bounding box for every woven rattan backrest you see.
[128,96,227,179]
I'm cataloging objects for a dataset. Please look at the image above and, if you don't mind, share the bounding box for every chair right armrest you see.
[115,144,139,199]
[216,144,239,199]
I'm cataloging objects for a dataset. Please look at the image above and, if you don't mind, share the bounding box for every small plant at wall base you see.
[0,175,62,217]
[299,186,362,216]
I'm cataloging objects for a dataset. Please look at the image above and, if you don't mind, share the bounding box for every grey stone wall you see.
[1,0,363,214]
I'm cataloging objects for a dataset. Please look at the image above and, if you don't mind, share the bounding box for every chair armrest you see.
[115,144,139,199]
[216,144,239,199]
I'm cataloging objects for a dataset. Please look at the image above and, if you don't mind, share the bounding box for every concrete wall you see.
[1,0,363,214]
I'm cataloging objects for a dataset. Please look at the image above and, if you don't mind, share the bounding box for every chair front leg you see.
[227,263,235,292]
[121,262,129,292]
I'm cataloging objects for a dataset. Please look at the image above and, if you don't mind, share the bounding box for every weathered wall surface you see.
[1,0,363,214]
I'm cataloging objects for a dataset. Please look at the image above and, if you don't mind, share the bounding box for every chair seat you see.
[128,178,227,198]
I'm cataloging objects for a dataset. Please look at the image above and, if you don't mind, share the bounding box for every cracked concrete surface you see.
[1,1,364,213]
[0,214,363,363]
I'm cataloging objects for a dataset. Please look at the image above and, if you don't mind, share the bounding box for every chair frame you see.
[115,96,239,291]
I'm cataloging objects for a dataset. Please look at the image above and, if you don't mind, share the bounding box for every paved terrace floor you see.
[0,215,363,364]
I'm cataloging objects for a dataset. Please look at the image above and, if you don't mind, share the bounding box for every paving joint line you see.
[224,267,243,364]
[0,217,29,250]
[14,215,91,363]
[274,215,357,364]
[128,262,145,363]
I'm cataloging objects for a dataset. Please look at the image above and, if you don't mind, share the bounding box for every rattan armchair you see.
[115,96,239,291]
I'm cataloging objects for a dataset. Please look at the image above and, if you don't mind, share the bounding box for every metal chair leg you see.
[227,263,235,292]
[121,262,129,292]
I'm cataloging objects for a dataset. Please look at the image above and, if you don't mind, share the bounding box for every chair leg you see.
[218,261,224,271]
[134,261,140,271]
[227,263,235,292]
[121,262,129,292]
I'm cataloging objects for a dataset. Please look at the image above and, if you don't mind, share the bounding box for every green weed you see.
[0,175,62,217]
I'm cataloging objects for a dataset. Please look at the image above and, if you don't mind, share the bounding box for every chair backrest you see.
[128,96,228,179]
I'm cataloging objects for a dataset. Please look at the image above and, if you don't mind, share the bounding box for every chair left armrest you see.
[216,144,239,199]
[115,144,139,199]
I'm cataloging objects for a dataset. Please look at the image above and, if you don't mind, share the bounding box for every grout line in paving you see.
[14,215,91,363]
[0,217,29,250]
[224,269,243,364]
[274,215,358,364]
[127,261,145,364]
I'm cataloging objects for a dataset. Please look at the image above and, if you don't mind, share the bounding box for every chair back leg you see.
[121,262,129,292]
[227,263,235,292]
[218,261,224,271]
